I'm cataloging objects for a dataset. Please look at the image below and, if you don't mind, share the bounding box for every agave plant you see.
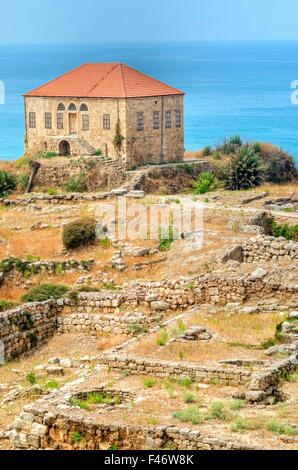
[0,170,17,197]
[224,147,265,190]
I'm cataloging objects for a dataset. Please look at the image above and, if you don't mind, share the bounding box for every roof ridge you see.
[118,64,127,98]
[86,63,121,97]
[23,63,87,96]
[120,63,184,95]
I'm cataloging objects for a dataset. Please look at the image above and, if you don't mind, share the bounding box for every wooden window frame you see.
[45,112,52,129]
[137,112,144,131]
[29,112,36,129]
[103,114,110,130]
[165,111,172,129]
[153,111,160,130]
[57,113,64,130]
[82,114,89,131]
[175,110,181,128]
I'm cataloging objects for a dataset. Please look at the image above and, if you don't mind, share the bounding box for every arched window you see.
[69,103,77,111]
[80,103,88,112]
[57,103,65,111]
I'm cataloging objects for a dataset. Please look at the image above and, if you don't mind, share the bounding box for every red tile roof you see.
[24,63,184,98]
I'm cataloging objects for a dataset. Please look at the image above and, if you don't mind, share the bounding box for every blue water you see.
[1,41,298,163]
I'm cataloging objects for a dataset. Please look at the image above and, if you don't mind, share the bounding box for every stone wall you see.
[242,236,298,263]
[33,157,127,191]
[1,272,297,361]
[102,354,251,386]
[128,273,298,309]
[24,94,184,170]
[0,302,59,361]
[0,259,94,285]
[10,404,259,450]
[24,96,127,161]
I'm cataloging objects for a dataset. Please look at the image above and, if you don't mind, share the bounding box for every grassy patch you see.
[156,330,168,347]
[267,419,297,436]
[143,378,156,389]
[173,406,205,425]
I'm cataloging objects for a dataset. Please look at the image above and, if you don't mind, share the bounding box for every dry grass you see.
[129,312,283,364]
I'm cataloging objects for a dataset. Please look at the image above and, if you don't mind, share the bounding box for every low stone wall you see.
[10,404,259,450]
[102,354,251,386]
[34,157,127,192]
[246,357,297,403]
[128,273,298,309]
[58,312,153,335]
[242,236,298,263]
[0,259,94,283]
[0,301,60,361]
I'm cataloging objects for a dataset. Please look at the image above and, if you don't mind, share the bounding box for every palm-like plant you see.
[224,147,265,190]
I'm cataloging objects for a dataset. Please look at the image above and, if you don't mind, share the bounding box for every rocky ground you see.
[0,182,297,450]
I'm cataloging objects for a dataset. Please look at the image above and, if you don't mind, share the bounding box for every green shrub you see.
[202,146,212,157]
[21,284,69,303]
[94,148,102,156]
[231,416,250,433]
[173,406,205,425]
[229,399,244,411]
[47,188,58,196]
[0,170,17,197]
[223,147,265,190]
[143,378,156,388]
[63,217,97,250]
[128,322,148,336]
[44,379,59,390]
[260,146,298,183]
[269,217,298,241]
[156,330,168,346]
[184,392,195,404]
[0,300,17,312]
[267,419,296,436]
[217,135,242,154]
[209,401,231,421]
[26,372,37,385]
[64,172,87,193]
[71,432,83,444]
[41,151,58,159]
[177,377,193,388]
[193,172,220,195]
[18,173,30,192]
[159,225,176,252]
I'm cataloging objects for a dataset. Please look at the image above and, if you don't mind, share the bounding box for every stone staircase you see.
[70,137,97,156]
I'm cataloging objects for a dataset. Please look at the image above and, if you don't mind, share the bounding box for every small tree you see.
[224,147,264,190]
[63,218,97,250]
[0,170,17,196]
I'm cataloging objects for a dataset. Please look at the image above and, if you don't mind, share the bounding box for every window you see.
[165,111,172,129]
[57,113,64,129]
[45,113,52,129]
[103,114,110,130]
[82,114,89,131]
[176,110,182,128]
[80,103,88,112]
[57,103,65,111]
[69,103,76,111]
[29,112,36,129]
[153,111,160,130]
[137,112,144,131]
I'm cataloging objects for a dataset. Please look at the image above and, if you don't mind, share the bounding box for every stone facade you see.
[24,94,184,170]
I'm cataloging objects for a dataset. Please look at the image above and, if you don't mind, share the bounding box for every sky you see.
[0,0,298,44]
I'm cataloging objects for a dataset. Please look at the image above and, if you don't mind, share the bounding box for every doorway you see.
[69,113,77,135]
[59,140,71,156]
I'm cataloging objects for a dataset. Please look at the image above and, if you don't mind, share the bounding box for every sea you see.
[1,40,298,163]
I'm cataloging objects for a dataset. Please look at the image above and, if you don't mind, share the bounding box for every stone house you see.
[24,63,185,169]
